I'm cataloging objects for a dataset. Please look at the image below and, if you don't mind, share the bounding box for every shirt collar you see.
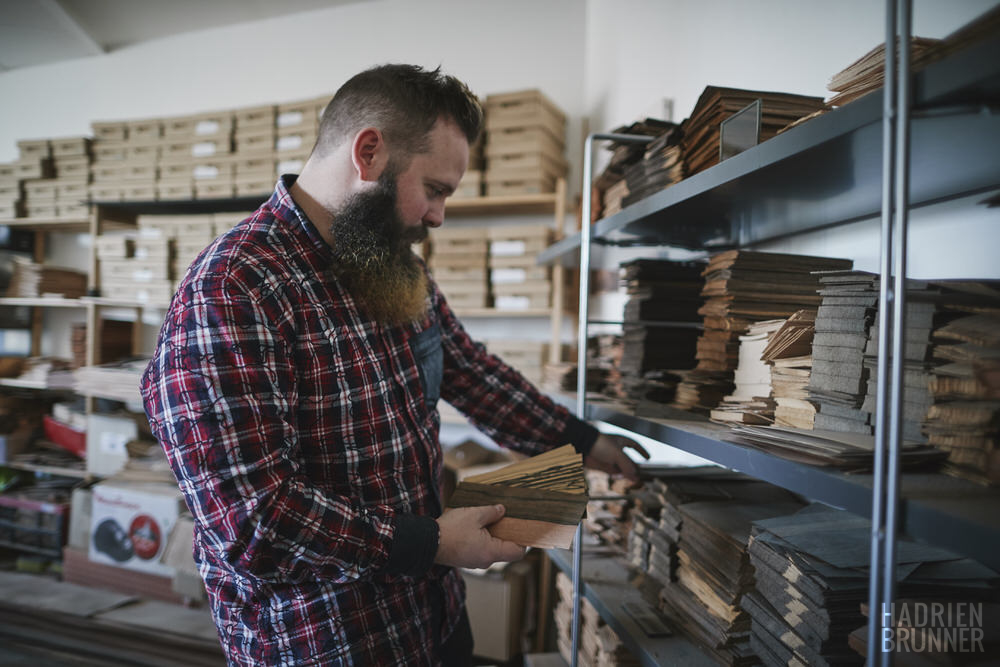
[267,174,334,267]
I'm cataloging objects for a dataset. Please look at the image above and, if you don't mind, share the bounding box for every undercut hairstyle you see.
[313,64,483,162]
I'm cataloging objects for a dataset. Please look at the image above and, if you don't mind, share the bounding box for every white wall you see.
[0,0,587,191]
[583,0,1000,279]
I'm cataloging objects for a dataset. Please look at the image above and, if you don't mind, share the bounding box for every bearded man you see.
[141,64,644,667]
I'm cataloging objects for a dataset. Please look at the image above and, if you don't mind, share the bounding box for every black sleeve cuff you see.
[562,414,600,458]
[385,513,439,577]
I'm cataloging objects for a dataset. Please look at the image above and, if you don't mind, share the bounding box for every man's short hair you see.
[314,64,482,161]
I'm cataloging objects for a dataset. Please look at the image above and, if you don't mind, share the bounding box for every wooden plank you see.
[447,482,586,525]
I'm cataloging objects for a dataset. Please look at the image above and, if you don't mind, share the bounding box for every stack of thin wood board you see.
[446,444,587,549]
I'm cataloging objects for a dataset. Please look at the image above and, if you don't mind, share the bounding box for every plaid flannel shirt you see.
[141,176,597,666]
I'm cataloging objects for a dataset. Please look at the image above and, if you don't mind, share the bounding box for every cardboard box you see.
[134,237,173,259]
[57,202,88,218]
[122,163,158,182]
[192,113,234,139]
[191,138,232,158]
[485,178,557,197]
[92,142,128,162]
[26,202,58,218]
[125,144,161,164]
[55,180,89,201]
[17,139,51,160]
[15,159,53,180]
[68,487,93,551]
[276,99,323,130]
[91,121,128,142]
[235,177,272,196]
[24,179,58,200]
[89,184,124,202]
[86,412,138,476]
[195,180,234,199]
[275,126,317,154]
[51,137,91,158]
[89,480,186,576]
[485,127,564,159]
[123,183,157,201]
[235,104,276,130]
[92,163,129,182]
[126,119,163,143]
[462,560,534,662]
[235,155,276,178]
[235,127,276,154]
[160,514,206,601]
[157,180,195,201]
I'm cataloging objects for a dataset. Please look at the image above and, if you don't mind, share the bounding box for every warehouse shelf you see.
[0,297,86,308]
[455,308,554,318]
[80,296,170,310]
[0,216,91,232]
[447,191,564,217]
[546,547,715,667]
[538,33,1000,267]
[90,196,266,216]
[552,392,1000,571]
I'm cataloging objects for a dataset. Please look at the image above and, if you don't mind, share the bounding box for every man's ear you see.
[350,127,388,182]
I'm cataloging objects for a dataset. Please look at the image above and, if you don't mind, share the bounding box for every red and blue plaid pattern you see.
[141,177,587,666]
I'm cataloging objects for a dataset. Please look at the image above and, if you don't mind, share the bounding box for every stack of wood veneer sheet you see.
[656,478,805,666]
[825,37,942,107]
[4,257,87,299]
[619,258,703,405]
[554,571,640,667]
[681,87,828,176]
[446,444,586,549]
[807,271,881,435]
[483,89,568,196]
[745,504,1000,667]
[761,309,818,429]
[673,250,852,414]
[592,118,676,219]
[924,281,1000,485]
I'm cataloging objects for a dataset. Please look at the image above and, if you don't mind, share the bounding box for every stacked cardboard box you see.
[11,139,58,218]
[485,340,547,384]
[488,224,552,311]
[274,96,327,181]
[233,104,278,196]
[95,226,174,304]
[89,120,129,202]
[0,162,20,218]
[429,226,490,309]
[454,132,485,199]
[484,90,568,196]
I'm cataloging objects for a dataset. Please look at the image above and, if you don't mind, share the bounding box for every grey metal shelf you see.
[546,547,716,667]
[538,33,1000,266]
[551,392,1000,571]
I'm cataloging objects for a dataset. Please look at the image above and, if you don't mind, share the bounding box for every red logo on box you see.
[129,515,162,560]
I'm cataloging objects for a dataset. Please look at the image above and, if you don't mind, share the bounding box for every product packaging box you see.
[89,480,186,576]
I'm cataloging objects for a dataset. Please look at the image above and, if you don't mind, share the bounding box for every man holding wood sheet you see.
[141,64,645,666]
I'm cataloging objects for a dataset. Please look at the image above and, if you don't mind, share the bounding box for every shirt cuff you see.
[562,415,600,458]
[385,513,439,577]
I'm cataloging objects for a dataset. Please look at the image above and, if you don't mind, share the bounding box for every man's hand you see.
[584,433,649,483]
[435,505,527,569]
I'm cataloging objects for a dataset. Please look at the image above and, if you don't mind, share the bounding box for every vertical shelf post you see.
[870,1,912,664]
[573,131,652,667]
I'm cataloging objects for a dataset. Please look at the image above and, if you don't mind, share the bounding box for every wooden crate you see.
[486,151,568,181]
[486,127,564,160]
[485,89,566,140]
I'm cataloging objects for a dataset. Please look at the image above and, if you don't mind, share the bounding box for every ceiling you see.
[0,0,372,72]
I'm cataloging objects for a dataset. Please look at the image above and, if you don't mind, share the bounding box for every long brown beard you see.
[328,175,429,326]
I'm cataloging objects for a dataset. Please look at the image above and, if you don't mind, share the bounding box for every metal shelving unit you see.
[542,6,1000,666]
